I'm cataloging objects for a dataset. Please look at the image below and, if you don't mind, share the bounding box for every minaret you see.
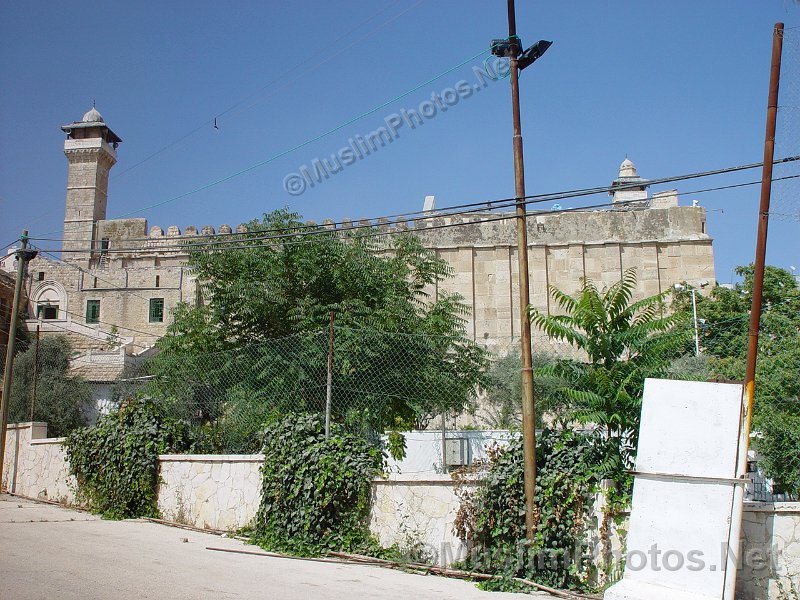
[609,157,649,208]
[61,107,122,261]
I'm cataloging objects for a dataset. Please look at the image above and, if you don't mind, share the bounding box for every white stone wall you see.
[370,474,478,566]
[738,502,800,600]
[1,422,77,505]
[3,423,797,597]
[156,454,263,531]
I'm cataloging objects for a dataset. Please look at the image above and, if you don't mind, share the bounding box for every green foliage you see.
[63,398,196,519]
[482,350,573,429]
[456,430,619,591]
[147,209,489,450]
[253,414,383,555]
[529,268,688,468]
[675,265,800,493]
[386,430,407,461]
[8,335,91,437]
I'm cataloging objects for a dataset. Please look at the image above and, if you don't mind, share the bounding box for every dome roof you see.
[618,157,638,179]
[81,107,104,123]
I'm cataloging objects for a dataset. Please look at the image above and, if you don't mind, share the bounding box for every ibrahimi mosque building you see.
[3,107,715,395]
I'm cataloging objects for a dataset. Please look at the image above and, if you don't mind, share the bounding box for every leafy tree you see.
[8,335,91,437]
[674,265,800,494]
[147,209,489,450]
[481,350,573,429]
[528,268,688,469]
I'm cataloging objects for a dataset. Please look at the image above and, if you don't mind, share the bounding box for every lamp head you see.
[518,40,553,70]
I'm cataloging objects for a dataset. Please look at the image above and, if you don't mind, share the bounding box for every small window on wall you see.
[155,275,160,288]
[38,271,45,281]
[86,300,100,324]
[36,304,59,320]
[149,298,164,323]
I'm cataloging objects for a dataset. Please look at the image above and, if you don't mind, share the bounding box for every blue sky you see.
[1,1,798,283]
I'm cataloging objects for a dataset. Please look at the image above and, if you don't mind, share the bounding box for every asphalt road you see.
[0,494,537,600]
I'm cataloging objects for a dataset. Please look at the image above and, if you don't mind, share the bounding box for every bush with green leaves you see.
[253,414,384,556]
[64,397,196,519]
[8,335,91,437]
[529,268,688,470]
[455,429,620,592]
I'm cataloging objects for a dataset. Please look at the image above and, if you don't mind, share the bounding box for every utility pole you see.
[493,0,552,539]
[725,22,783,600]
[0,231,36,488]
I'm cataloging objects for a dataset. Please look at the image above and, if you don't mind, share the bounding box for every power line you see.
[34,162,800,255]
[29,155,800,246]
[105,47,493,223]
[31,247,161,305]
[113,0,420,180]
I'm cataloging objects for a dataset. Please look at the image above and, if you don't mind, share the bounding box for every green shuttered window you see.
[149,298,164,323]
[86,300,100,324]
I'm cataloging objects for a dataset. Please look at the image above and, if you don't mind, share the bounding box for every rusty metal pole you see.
[743,22,783,448]
[325,310,335,440]
[30,324,40,421]
[507,0,538,539]
[725,23,783,600]
[0,231,30,489]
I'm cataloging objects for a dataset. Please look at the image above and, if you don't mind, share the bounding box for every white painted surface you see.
[605,379,745,600]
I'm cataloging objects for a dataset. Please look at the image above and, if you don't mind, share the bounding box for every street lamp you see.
[490,0,552,540]
[674,282,708,356]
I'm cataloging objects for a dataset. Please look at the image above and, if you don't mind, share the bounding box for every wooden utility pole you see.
[507,0,538,539]
[725,23,783,600]
[0,231,35,488]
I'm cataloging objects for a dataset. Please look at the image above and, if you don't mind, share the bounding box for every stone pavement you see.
[0,494,540,600]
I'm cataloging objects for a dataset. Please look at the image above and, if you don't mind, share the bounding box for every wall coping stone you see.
[31,438,66,445]
[743,501,800,514]
[158,454,264,463]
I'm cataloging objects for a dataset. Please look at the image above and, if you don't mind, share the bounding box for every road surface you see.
[0,494,538,599]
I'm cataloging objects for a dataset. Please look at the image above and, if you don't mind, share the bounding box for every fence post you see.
[325,311,334,440]
[29,324,40,421]
[441,411,447,473]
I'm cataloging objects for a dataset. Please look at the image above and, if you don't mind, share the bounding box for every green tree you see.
[528,268,688,469]
[8,335,91,437]
[147,209,489,450]
[482,350,573,429]
[674,265,800,494]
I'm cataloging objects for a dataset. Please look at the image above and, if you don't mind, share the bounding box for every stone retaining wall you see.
[3,422,798,599]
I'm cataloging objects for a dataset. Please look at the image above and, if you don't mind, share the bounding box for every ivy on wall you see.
[253,414,384,556]
[63,398,195,519]
[454,429,630,592]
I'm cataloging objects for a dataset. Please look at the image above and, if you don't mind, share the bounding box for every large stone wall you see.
[3,422,796,598]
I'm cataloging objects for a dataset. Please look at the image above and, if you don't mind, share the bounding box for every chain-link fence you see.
[772,27,800,222]
[2,277,798,499]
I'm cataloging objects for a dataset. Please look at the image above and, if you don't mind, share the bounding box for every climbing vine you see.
[253,414,384,556]
[454,429,630,592]
[64,398,195,519]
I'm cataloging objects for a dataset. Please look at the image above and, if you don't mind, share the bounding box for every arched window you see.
[31,281,68,321]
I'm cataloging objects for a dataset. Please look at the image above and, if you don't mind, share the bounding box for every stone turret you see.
[61,107,122,262]
[609,157,649,208]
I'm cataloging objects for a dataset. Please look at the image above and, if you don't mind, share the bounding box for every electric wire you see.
[112,0,420,180]
[33,163,800,254]
[27,156,800,246]
[108,47,492,222]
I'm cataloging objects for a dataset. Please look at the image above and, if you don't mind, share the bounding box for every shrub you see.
[253,414,383,555]
[64,397,195,519]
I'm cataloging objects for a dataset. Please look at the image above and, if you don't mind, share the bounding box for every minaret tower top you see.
[61,107,122,261]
